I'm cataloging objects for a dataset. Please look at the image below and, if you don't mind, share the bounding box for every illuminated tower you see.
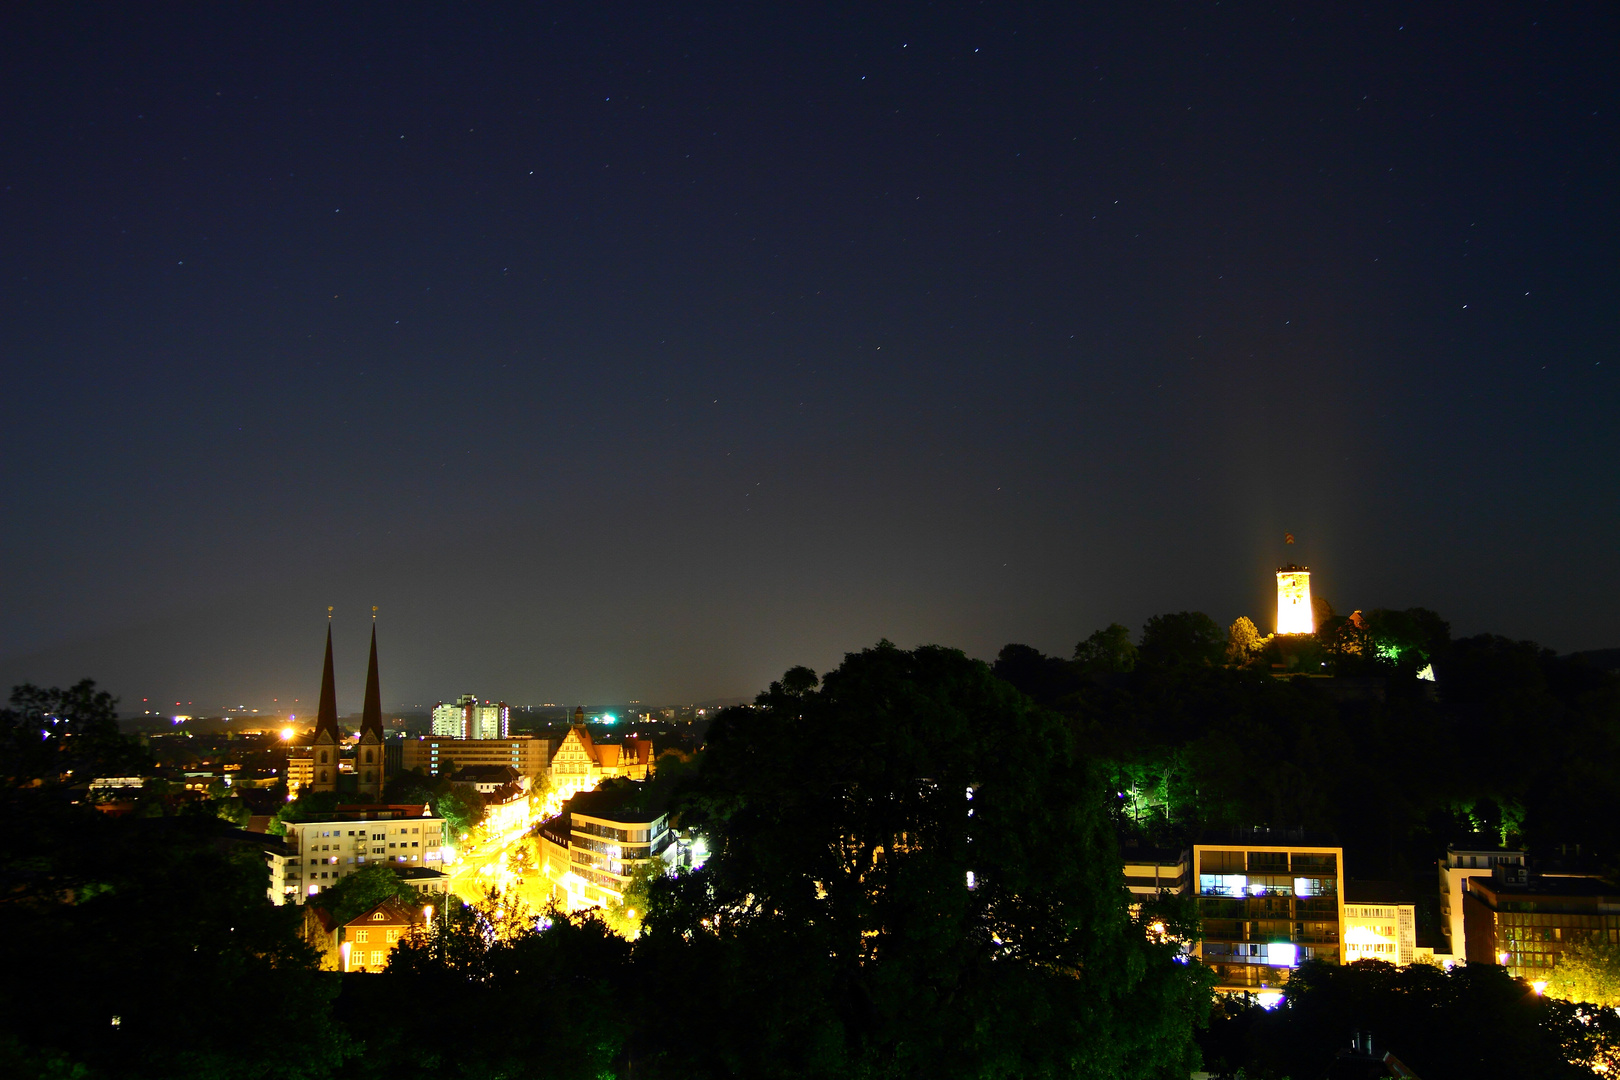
[310,619,341,793]
[1276,564,1314,635]
[355,617,386,802]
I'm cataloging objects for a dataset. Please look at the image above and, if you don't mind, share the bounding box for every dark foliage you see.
[1202,959,1620,1079]
[639,641,1211,1079]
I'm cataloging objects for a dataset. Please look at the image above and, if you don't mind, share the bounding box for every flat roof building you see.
[1193,831,1345,995]
[267,804,446,905]
[1437,841,1525,960]
[1343,880,1418,966]
[1463,869,1620,980]
[400,735,553,778]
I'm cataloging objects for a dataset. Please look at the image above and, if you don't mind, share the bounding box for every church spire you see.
[315,618,340,743]
[355,610,387,803]
[361,619,383,740]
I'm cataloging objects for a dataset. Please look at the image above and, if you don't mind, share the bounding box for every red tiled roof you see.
[345,898,418,928]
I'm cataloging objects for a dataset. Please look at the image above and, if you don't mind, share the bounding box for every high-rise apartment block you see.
[431,694,510,740]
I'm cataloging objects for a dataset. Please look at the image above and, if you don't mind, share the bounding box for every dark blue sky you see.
[2,3,1615,712]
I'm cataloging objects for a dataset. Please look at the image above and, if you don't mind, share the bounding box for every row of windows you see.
[1201,851,1338,875]
[1204,920,1340,944]
[1200,874,1337,898]
[573,819,664,843]
[311,826,429,838]
[1499,913,1615,929]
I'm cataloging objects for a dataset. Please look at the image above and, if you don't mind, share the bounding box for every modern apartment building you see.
[1192,833,1345,994]
[1437,841,1525,960]
[1463,868,1620,979]
[537,785,676,911]
[1122,845,1190,912]
[431,694,510,740]
[266,803,446,905]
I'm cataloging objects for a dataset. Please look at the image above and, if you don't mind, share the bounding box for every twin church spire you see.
[307,611,386,801]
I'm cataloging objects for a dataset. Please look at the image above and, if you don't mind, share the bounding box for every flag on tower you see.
[1285,533,1295,545]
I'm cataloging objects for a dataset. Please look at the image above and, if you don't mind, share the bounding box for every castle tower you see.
[310,621,342,792]
[1276,564,1314,635]
[355,618,386,802]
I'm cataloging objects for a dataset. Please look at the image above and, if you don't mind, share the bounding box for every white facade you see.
[268,809,447,905]
[431,694,510,739]
[1344,900,1416,965]
[1437,844,1524,959]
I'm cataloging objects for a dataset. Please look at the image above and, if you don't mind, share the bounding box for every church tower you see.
[355,616,386,802]
[310,619,342,793]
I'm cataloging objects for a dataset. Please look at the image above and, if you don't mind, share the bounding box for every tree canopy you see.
[638,641,1210,1079]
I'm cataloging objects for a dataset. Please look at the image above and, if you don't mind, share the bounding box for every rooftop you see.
[1469,874,1616,900]
[1345,879,1416,905]
[567,782,670,824]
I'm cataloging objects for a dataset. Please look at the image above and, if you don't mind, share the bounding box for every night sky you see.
[2,4,1615,712]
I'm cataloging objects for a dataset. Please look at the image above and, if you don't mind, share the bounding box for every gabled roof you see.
[572,725,598,762]
[346,898,417,928]
[596,744,621,768]
[306,905,339,933]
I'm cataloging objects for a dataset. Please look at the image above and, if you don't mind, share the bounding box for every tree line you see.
[2,604,1617,1078]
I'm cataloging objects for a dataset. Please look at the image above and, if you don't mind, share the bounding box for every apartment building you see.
[431,694,511,740]
[538,785,676,911]
[1437,841,1525,960]
[267,803,446,905]
[400,735,553,778]
[1122,845,1190,912]
[1192,832,1345,994]
[1343,880,1417,966]
[1463,867,1620,979]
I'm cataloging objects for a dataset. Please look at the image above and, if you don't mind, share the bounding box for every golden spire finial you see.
[372,605,378,620]
[327,605,334,620]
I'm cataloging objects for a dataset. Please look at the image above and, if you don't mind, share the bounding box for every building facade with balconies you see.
[1192,834,1345,995]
